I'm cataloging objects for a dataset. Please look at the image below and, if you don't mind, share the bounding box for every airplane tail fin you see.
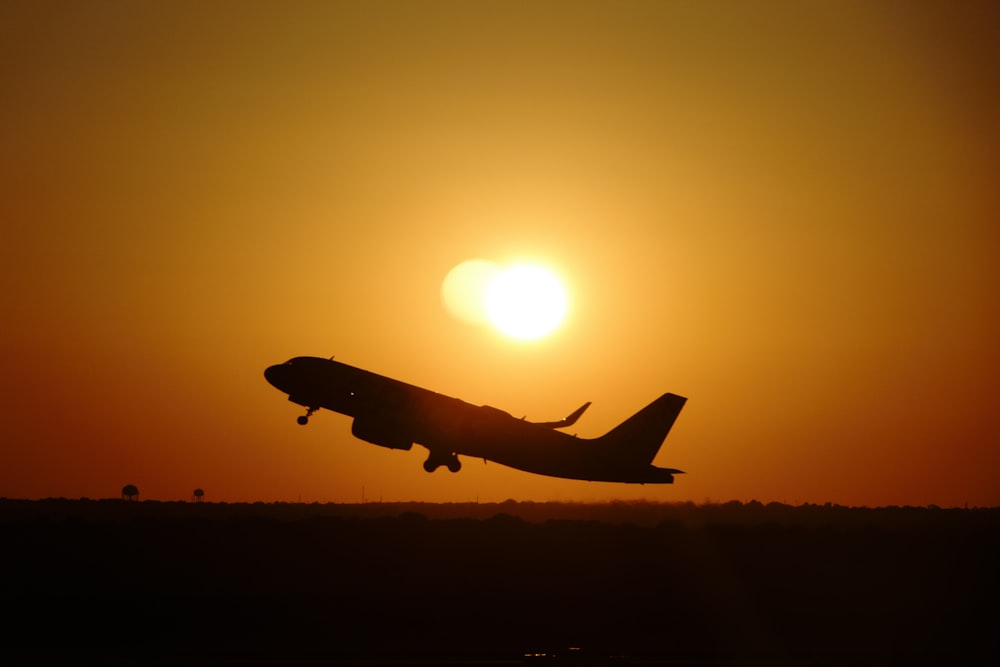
[594,393,687,464]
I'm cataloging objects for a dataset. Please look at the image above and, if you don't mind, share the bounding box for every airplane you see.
[264,356,687,484]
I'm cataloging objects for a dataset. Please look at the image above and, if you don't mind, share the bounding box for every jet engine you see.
[351,419,413,451]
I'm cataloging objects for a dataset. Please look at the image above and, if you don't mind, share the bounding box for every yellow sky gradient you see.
[2,1,998,506]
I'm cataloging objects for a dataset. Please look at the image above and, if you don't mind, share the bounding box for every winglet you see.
[533,401,591,429]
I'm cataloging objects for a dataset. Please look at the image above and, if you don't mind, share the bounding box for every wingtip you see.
[562,401,591,427]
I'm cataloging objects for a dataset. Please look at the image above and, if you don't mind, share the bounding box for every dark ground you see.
[1,498,997,665]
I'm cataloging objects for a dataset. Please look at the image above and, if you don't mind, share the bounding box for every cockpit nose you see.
[264,363,288,390]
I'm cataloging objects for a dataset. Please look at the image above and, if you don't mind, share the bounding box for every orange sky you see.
[2,0,998,507]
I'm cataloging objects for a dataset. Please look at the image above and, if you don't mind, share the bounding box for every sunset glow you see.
[1,1,998,507]
[441,259,499,325]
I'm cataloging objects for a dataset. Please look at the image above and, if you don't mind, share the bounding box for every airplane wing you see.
[530,402,591,429]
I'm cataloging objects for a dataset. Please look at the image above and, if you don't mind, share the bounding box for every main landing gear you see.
[297,407,318,425]
[423,452,462,473]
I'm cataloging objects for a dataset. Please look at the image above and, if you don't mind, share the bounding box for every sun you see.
[442,260,569,340]
[485,264,568,340]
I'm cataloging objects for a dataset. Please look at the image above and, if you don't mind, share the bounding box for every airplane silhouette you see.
[264,356,687,483]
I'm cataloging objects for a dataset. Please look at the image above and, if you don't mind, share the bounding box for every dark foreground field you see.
[2,499,997,665]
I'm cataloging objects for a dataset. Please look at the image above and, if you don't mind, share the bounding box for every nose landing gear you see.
[297,407,318,425]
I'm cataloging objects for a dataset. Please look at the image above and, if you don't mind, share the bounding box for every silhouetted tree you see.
[121,484,139,501]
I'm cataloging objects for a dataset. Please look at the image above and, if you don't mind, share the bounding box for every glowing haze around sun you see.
[441,259,568,340]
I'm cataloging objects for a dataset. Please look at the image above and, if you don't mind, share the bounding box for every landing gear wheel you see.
[423,460,438,473]
[446,457,462,473]
[297,407,317,426]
